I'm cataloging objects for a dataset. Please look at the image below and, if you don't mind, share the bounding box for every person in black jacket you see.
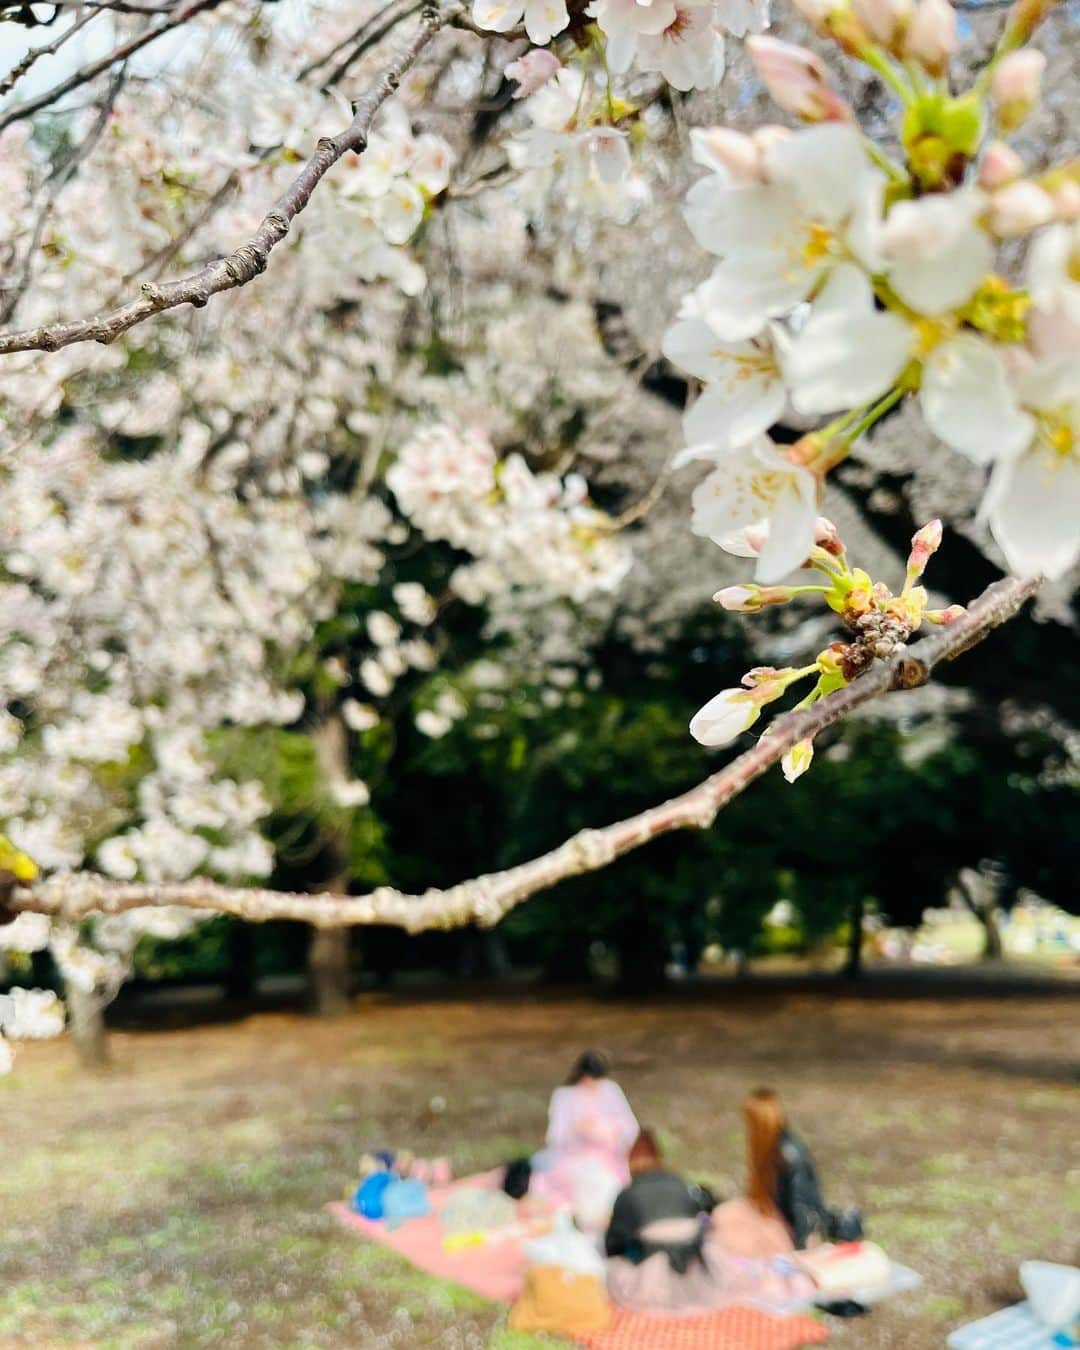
[604,1129,714,1273]
[742,1087,863,1249]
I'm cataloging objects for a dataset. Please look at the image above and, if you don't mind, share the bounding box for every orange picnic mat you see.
[575,1303,830,1349]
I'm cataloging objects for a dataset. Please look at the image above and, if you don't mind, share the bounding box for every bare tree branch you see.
[297,0,419,86]
[0,3,450,356]
[321,0,425,90]
[8,574,1039,933]
[0,67,126,325]
[0,0,217,134]
[0,7,98,99]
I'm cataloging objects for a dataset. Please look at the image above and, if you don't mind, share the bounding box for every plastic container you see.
[1020,1261,1080,1330]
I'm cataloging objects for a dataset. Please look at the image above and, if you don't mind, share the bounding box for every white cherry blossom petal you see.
[983,447,1080,580]
[883,192,993,315]
[920,336,1035,464]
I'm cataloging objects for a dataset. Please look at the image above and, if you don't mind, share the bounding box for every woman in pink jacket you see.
[532,1051,640,1229]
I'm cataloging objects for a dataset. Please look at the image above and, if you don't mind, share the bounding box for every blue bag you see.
[354,1170,394,1220]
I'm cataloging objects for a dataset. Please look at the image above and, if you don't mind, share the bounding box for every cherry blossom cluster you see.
[476,0,767,84]
[663,0,1079,584]
[387,422,633,605]
[691,518,963,776]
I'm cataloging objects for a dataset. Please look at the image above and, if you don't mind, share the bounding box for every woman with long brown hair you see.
[741,1087,863,1250]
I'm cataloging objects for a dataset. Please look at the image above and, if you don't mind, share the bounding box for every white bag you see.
[525,1211,606,1278]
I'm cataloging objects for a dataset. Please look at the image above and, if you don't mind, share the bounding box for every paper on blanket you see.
[947,1301,1078,1350]
[843,1261,923,1307]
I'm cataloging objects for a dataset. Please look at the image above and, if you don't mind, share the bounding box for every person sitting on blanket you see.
[606,1129,817,1316]
[530,1049,639,1227]
[605,1128,714,1273]
[739,1087,864,1250]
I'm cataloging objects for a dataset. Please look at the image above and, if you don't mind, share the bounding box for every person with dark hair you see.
[715,1087,863,1253]
[530,1049,638,1227]
[606,1128,816,1315]
[567,1050,610,1084]
[605,1129,714,1272]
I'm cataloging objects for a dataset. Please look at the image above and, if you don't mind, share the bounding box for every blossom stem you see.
[844,386,905,445]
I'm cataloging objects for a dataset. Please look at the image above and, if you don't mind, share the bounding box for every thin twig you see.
[0,0,217,134]
[9,574,1040,933]
[122,169,240,283]
[297,0,413,82]
[321,0,424,90]
[0,4,450,356]
[0,8,98,99]
[0,67,126,326]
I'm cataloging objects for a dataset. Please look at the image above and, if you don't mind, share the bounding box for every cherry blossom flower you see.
[636,4,727,90]
[505,48,562,98]
[662,317,785,452]
[880,191,993,316]
[473,0,569,45]
[680,437,819,582]
[588,0,679,74]
[777,263,912,415]
[683,124,883,340]
[921,339,1080,577]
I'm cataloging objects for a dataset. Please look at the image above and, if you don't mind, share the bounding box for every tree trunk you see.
[843,893,865,979]
[307,713,354,1017]
[958,870,1005,962]
[67,983,109,1069]
[307,926,351,1017]
[976,902,1004,962]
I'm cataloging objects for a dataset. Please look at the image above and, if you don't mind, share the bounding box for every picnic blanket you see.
[577,1305,829,1349]
[328,1169,526,1303]
[330,1170,830,1347]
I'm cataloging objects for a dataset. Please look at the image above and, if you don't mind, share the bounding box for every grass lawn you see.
[0,980,1076,1348]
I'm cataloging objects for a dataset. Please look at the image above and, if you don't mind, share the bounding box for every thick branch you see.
[0,4,447,356]
[9,575,1039,934]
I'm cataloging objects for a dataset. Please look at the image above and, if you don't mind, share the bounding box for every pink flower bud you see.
[714,584,795,611]
[1050,179,1080,222]
[977,140,1023,190]
[504,48,561,99]
[714,585,758,611]
[908,517,938,558]
[813,516,844,555]
[990,48,1045,120]
[742,665,781,688]
[746,37,854,124]
[904,0,957,77]
[853,0,911,49]
[690,127,764,183]
[988,180,1055,237]
[781,738,815,783]
[924,603,965,624]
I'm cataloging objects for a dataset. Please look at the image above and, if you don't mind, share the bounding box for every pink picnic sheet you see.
[327,1169,529,1303]
[329,1172,830,1348]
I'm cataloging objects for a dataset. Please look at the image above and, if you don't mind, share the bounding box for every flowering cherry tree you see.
[0,0,1075,1064]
